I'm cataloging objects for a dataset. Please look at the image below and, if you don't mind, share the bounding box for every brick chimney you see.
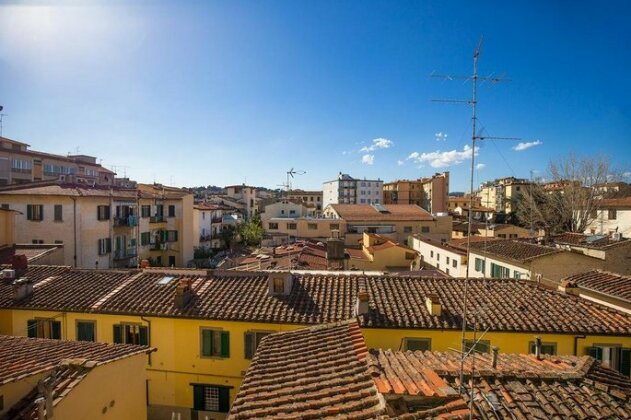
[174,278,194,309]
[425,293,442,316]
[356,278,370,315]
[13,277,34,301]
[534,336,542,360]
[11,254,28,277]
[492,346,499,369]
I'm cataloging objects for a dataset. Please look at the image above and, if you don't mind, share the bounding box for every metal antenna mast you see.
[431,36,520,416]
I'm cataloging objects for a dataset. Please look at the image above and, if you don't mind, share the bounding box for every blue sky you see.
[0,1,629,191]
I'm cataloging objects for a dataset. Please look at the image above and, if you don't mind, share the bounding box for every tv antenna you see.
[431,36,522,405]
[0,106,7,137]
[285,168,306,194]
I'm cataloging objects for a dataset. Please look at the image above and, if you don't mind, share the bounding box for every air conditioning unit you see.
[1,269,16,280]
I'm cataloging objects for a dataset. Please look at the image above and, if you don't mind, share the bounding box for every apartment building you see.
[0,181,194,268]
[1,266,629,419]
[0,136,115,186]
[286,189,323,212]
[223,184,258,218]
[383,172,449,213]
[447,194,481,212]
[193,203,234,250]
[410,235,468,277]
[323,203,451,246]
[322,173,383,207]
[586,196,631,237]
[477,176,532,214]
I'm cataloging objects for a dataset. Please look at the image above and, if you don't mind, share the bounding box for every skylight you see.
[157,276,175,285]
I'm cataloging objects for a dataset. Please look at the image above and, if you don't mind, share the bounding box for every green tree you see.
[237,215,264,247]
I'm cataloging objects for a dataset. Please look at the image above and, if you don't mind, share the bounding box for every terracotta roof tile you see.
[564,270,631,302]
[469,239,562,262]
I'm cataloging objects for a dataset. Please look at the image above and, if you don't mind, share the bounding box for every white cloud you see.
[435,132,448,141]
[360,138,393,152]
[623,171,631,178]
[513,140,542,151]
[406,145,478,168]
[397,160,404,166]
[476,163,486,170]
[361,154,375,165]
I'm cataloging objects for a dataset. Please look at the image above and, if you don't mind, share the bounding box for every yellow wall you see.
[0,372,48,417]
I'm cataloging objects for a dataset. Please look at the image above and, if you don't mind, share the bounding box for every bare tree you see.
[516,154,618,235]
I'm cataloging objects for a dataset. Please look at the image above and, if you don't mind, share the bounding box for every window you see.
[54,204,63,222]
[430,250,434,258]
[421,226,430,233]
[76,321,96,342]
[11,158,32,171]
[446,268,450,275]
[474,258,485,273]
[141,205,151,218]
[272,277,284,294]
[289,210,296,215]
[490,263,510,279]
[452,260,457,268]
[98,238,112,255]
[403,226,412,233]
[200,329,230,358]
[97,205,110,221]
[244,331,272,359]
[436,253,440,261]
[608,209,617,220]
[403,338,431,351]
[168,205,176,217]
[113,324,148,345]
[464,339,491,354]
[308,223,317,230]
[330,223,339,230]
[192,384,230,413]
[529,341,557,356]
[287,223,297,230]
[268,222,278,230]
[446,256,450,264]
[26,204,44,221]
[85,168,98,177]
[141,232,151,246]
[514,271,521,280]
[586,345,630,376]
[167,230,179,242]
[27,319,61,339]
[32,239,44,244]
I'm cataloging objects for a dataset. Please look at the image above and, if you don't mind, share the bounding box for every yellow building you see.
[0,181,194,268]
[346,232,417,271]
[383,172,449,213]
[262,216,346,245]
[0,334,152,419]
[1,264,630,419]
[477,176,532,214]
[447,194,481,212]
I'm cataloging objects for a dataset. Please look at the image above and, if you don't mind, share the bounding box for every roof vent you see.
[174,278,194,309]
[268,272,294,296]
[1,269,16,282]
[425,293,442,316]
[13,277,33,301]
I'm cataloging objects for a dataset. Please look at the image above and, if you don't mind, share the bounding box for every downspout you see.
[574,335,586,356]
[141,316,152,365]
[72,197,77,268]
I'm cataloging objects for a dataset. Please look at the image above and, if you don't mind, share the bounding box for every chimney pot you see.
[492,346,499,369]
[425,293,442,316]
[174,278,194,309]
[356,278,370,315]
[535,336,542,360]
[13,277,33,301]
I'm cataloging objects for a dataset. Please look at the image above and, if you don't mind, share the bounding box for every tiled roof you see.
[229,319,383,419]
[446,236,500,251]
[564,270,631,302]
[0,334,151,385]
[600,197,631,208]
[412,235,466,256]
[0,183,139,199]
[329,204,434,221]
[368,349,631,418]
[553,232,630,249]
[2,267,631,334]
[469,239,562,262]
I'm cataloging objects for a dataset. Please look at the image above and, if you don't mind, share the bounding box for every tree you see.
[219,225,237,249]
[237,215,264,247]
[516,154,618,236]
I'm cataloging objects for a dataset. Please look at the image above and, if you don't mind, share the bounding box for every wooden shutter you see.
[27,205,33,220]
[105,205,110,219]
[586,346,603,360]
[78,322,94,341]
[113,324,123,343]
[139,326,149,345]
[27,319,37,338]
[173,230,179,242]
[193,385,205,411]
[220,331,230,358]
[244,332,254,359]
[218,387,230,413]
[620,348,630,377]
[51,321,61,339]
[201,330,213,357]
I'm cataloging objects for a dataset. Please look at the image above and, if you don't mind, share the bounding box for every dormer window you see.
[273,277,284,294]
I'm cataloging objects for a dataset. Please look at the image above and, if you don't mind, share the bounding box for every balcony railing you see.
[11,168,32,174]
[211,217,223,224]
[150,215,166,223]
[150,242,169,251]
[114,215,138,227]
[113,249,138,260]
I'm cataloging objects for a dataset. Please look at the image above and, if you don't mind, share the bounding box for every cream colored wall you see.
[410,236,467,277]
[54,353,148,420]
[478,225,530,238]
[587,208,631,237]
[265,218,346,239]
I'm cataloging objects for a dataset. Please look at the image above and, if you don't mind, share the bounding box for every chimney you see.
[268,272,294,296]
[140,259,150,269]
[491,346,499,369]
[326,237,345,270]
[425,293,442,316]
[174,278,194,309]
[13,277,33,301]
[558,279,577,295]
[535,336,542,360]
[356,278,369,315]
[11,254,28,277]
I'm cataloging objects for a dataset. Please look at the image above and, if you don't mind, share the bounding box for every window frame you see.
[192,384,231,413]
[403,337,432,351]
[53,204,63,222]
[26,204,44,221]
[76,320,96,342]
[113,323,148,345]
[528,341,557,356]
[464,339,491,354]
[200,327,230,359]
[244,330,275,359]
[27,318,62,340]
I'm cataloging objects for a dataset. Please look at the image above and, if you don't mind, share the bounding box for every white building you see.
[585,197,631,238]
[193,203,231,249]
[322,173,383,207]
[409,235,467,277]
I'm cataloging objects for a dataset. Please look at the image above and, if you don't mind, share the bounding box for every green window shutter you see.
[113,324,122,343]
[621,348,631,377]
[139,326,149,345]
[27,205,33,220]
[586,346,603,360]
[244,332,254,359]
[193,385,205,411]
[201,330,213,357]
[27,320,37,338]
[218,387,230,413]
[51,321,61,339]
[77,322,95,341]
[220,331,230,358]
[173,230,179,242]
[40,205,44,221]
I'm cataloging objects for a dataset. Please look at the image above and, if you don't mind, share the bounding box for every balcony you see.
[11,168,32,174]
[150,215,166,224]
[113,215,138,227]
[150,242,169,251]
[211,217,223,224]
[113,249,138,261]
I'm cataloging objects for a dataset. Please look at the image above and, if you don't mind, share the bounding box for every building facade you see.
[383,172,449,213]
[322,173,383,207]
[286,190,323,212]
[477,176,532,214]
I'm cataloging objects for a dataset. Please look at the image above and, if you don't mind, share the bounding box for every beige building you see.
[286,190,323,212]
[586,196,631,238]
[410,235,468,277]
[383,172,449,213]
[478,176,532,214]
[263,217,346,246]
[0,181,194,268]
[0,136,115,186]
[447,194,481,212]
[323,204,451,246]
[346,233,417,271]
[193,203,236,250]
[224,184,259,218]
